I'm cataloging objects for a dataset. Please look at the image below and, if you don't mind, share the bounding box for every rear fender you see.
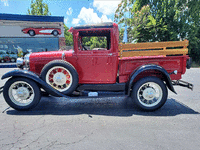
[128,65,176,95]
[1,69,68,98]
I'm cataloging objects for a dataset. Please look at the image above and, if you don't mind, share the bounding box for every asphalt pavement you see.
[0,68,199,150]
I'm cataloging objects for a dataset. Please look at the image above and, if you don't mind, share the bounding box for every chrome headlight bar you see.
[16,58,24,68]
[16,53,31,69]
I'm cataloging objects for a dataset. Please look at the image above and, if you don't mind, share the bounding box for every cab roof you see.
[73,22,114,29]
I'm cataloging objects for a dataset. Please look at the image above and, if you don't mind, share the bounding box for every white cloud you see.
[93,0,121,15]
[72,18,80,25]
[72,7,112,26]
[64,18,68,24]
[101,15,112,22]
[1,0,9,6]
[66,7,73,15]
[78,7,101,24]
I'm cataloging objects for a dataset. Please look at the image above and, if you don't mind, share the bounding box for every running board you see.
[172,80,193,90]
[81,91,126,97]
[77,83,126,92]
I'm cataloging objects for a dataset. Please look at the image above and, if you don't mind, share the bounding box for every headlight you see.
[16,53,31,69]
[16,58,24,68]
[24,53,31,68]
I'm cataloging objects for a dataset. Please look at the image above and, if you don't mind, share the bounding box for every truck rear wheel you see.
[131,77,168,111]
[40,60,79,95]
[3,77,41,111]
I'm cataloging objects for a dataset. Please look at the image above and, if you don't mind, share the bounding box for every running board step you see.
[81,91,126,97]
[77,83,126,92]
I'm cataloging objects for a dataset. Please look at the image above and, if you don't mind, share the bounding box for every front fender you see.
[128,65,176,95]
[1,69,68,98]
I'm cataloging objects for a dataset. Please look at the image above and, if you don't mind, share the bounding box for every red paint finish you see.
[28,22,190,85]
[118,55,189,83]
[69,24,119,84]
[76,50,118,83]
[29,51,74,75]
[71,25,119,84]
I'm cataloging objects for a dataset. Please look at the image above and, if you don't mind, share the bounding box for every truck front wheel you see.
[40,60,79,95]
[131,77,168,111]
[3,77,41,111]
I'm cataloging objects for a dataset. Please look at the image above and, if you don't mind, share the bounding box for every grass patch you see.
[191,62,200,68]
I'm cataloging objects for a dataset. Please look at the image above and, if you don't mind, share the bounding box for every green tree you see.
[27,0,74,47]
[187,0,200,63]
[115,0,200,64]
[115,0,180,42]
[64,25,73,46]
[27,0,51,16]
[83,37,107,50]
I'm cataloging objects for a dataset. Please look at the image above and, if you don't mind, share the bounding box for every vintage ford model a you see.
[1,22,193,111]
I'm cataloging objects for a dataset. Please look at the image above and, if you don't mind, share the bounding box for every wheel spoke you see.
[153,98,157,102]
[66,79,70,84]
[8,81,35,107]
[45,66,73,92]
[58,68,62,72]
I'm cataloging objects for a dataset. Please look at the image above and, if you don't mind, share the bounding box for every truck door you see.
[76,30,118,84]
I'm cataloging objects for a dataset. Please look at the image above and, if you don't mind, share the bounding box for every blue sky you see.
[0,0,122,27]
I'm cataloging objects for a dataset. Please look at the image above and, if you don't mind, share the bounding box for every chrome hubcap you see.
[143,88,156,100]
[53,72,67,85]
[8,81,34,106]
[46,66,72,92]
[137,82,163,107]
[16,87,29,99]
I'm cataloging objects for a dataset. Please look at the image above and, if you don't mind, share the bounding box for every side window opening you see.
[78,30,111,51]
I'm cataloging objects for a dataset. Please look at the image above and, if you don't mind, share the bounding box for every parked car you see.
[0,50,10,63]
[0,45,8,49]
[22,28,61,36]
[7,51,17,62]
[2,22,193,111]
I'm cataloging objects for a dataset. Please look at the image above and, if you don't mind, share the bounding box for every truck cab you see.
[69,22,119,84]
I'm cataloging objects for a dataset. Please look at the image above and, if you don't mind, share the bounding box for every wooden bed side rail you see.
[118,40,189,58]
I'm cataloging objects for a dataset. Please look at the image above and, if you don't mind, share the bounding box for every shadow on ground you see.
[5,96,199,117]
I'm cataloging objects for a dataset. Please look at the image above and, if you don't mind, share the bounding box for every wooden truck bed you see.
[118,40,189,83]
[118,40,188,58]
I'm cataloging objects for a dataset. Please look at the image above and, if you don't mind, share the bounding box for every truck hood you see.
[28,50,74,75]
[30,50,73,59]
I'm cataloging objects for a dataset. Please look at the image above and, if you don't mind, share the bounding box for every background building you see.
[0,13,65,64]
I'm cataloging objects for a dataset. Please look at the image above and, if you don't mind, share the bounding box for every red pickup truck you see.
[1,22,193,111]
